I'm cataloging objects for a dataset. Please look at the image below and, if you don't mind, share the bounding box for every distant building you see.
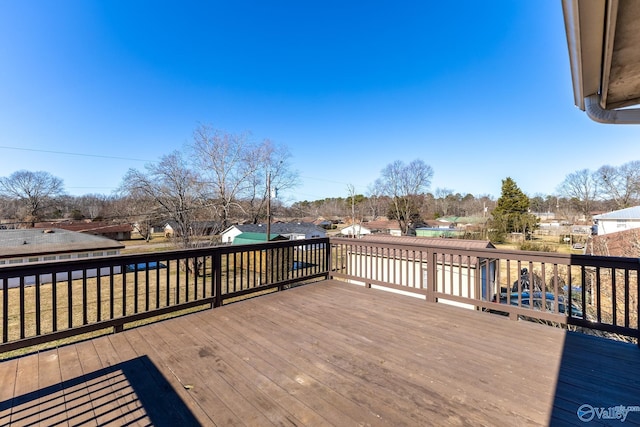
[0,228,125,287]
[592,206,640,236]
[221,222,326,244]
[232,232,288,245]
[339,224,372,237]
[163,221,222,238]
[35,221,132,241]
[0,228,124,265]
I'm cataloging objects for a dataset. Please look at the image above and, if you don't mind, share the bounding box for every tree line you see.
[0,124,638,244]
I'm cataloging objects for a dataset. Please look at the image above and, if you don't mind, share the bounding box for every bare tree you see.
[191,125,299,227]
[434,187,454,216]
[557,169,598,217]
[0,170,65,226]
[119,151,203,248]
[366,184,385,220]
[376,159,433,235]
[244,139,298,224]
[595,161,640,209]
[190,125,258,228]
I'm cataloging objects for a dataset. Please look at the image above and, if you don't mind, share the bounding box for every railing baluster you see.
[82,270,88,325]
[19,276,25,339]
[35,274,41,336]
[110,265,115,319]
[67,271,72,329]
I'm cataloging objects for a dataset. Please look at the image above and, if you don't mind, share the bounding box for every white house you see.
[593,206,640,236]
[339,224,372,237]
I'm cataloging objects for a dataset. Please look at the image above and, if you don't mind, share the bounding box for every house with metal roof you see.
[592,206,640,235]
[34,221,133,241]
[0,228,124,265]
[0,228,125,287]
[231,232,288,245]
[221,222,326,244]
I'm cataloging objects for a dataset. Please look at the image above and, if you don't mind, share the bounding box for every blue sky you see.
[1,1,639,203]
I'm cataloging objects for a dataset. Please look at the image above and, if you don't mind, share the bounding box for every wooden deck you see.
[1,280,639,426]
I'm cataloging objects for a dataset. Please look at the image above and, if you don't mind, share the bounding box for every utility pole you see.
[266,170,271,241]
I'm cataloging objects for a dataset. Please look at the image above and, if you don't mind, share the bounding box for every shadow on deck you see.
[1,280,639,426]
[0,355,198,426]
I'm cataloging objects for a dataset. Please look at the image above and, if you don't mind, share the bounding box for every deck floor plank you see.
[181,313,361,426]
[57,343,98,427]
[271,284,560,419]
[121,323,244,426]
[90,333,150,426]
[74,339,129,426]
[143,315,281,427]
[226,286,543,425]
[0,357,18,426]
[36,349,67,426]
[11,348,40,426]
[1,280,640,426]
[105,331,205,426]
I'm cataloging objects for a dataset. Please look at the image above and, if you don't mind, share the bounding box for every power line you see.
[0,145,151,162]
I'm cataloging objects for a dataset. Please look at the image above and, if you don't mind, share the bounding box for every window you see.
[28,257,40,263]
[106,250,117,256]
[77,253,89,258]
[43,255,56,261]
[93,252,103,257]
[9,259,23,264]
[59,254,71,260]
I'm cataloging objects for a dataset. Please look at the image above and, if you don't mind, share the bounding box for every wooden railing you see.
[329,237,640,343]
[2,235,638,355]
[0,238,330,354]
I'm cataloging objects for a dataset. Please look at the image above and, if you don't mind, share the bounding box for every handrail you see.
[2,235,638,355]
[0,238,330,354]
[329,237,639,344]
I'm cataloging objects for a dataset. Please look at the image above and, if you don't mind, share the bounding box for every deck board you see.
[1,280,639,426]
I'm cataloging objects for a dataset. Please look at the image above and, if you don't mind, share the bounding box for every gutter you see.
[585,94,640,124]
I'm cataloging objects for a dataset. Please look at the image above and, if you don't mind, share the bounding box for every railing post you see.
[426,248,437,303]
[213,250,222,308]
[325,238,331,279]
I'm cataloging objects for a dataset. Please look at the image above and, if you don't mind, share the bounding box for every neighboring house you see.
[221,222,326,244]
[232,232,288,245]
[312,218,333,229]
[0,228,125,287]
[339,224,372,237]
[590,228,640,258]
[346,234,497,310]
[415,227,464,238]
[35,221,133,241]
[592,206,640,236]
[163,221,222,238]
[362,219,402,236]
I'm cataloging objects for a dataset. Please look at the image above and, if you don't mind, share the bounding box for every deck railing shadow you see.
[1,355,200,426]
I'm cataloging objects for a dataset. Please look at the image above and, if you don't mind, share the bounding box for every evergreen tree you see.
[489,177,538,242]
